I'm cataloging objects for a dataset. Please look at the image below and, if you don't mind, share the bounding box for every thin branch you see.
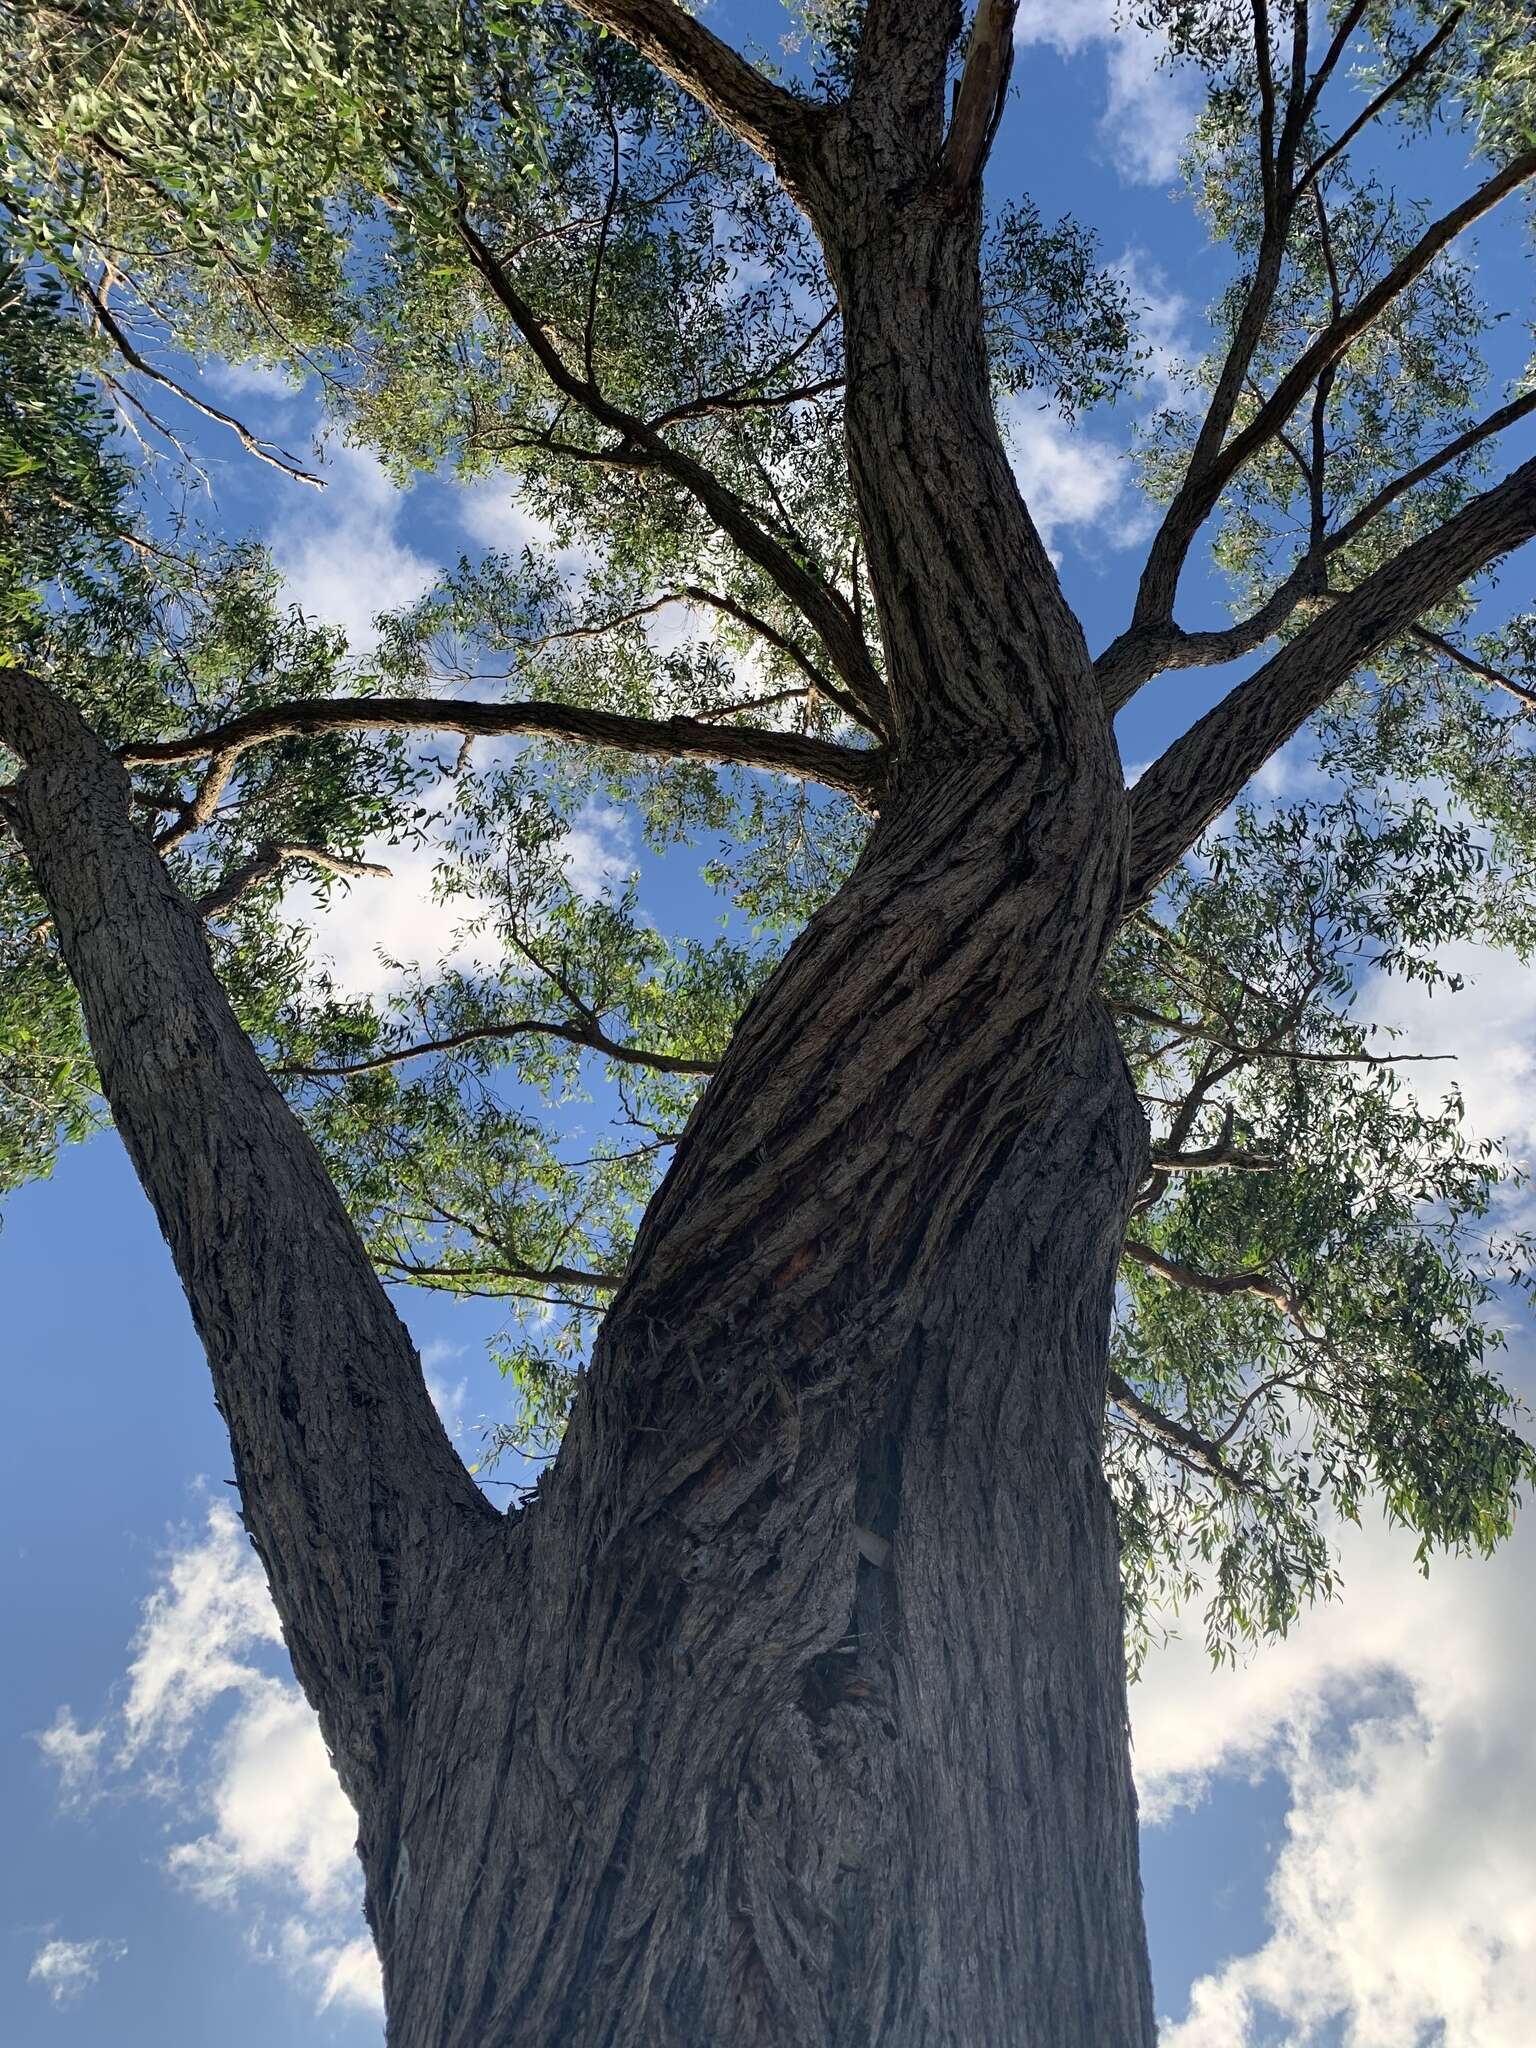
[278,1015,718,1082]
[1110,999,1452,1069]
[454,213,890,731]
[1295,8,1466,197]
[645,372,844,428]
[1253,0,1279,224]
[152,744,241,854]
[582,107,624,385]
[645,308,841,429]
[1327,385,1536,557]
[1296,0,1370,128]
[1410,623,1536,712]
[380,1253,622,1292]
[120,694,886,805]
[197,843,391,920]
[1105,1369,1269,1493]
[1122,1239,1300,1320]
[1121,147,1536,687]
[1149,1140,1280,1176]
[74,270,324,489]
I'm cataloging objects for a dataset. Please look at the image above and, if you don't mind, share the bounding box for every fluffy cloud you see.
[28,1937,128,2005]
[1137,1494,1536,2047]
[34,1707,106,1804]
[456,478,592,580]
[1006,402,1152,558]
[1357,937,1536,1169]
[1015,0,1201,183]
[37,1505,382,2018]
[1135,928,1536,2045]
[270,443,438,654]
[286,792,634,1001]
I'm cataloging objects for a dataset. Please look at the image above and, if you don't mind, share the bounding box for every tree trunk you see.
[1,145,1159,2041]
[385,990,1155,2048]
[6,663,1156,2044]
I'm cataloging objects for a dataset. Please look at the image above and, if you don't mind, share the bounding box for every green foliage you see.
[1107,792,1536,1666]
[0,263,127,651]
[4,0,1536,1671]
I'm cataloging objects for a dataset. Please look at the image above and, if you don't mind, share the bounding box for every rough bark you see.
[8,659,1155,2047]
[7,658,1155,2045]
[4,52,1164,2048]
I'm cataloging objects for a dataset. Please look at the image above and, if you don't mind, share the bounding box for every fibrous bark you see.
[5,660,1155,2045]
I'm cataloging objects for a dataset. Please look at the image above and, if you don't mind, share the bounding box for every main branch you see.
[1117,147,1536,697]
[1125,451,1536,909]
[560,0,821,175]
[121,694,885,805]
[0,668,494,1814]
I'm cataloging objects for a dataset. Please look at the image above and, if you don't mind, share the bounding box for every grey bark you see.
[7,660,1154,2045]
[4,49,1157,2047]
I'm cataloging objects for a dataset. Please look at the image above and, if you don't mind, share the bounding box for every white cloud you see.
[423,1342,470,1439]
[167,1678,360,1913]
[1006,402,1149,557]
[209,358,305,402]
[271,443,438,654]
[28,1937,128,2005]
[1113,251,1197,412]
[116,1502,284,1763]
[269,1921,386,2017]
[284,829,484,1001]
[1358,937,1536,1170]
[1015,0,1200,183]
[39,1505,381,2017]
[285,788,632,1002]
[562,802,635,902]
[1138,1466,1536,2045]
[35,1707,106,1804]
[456,478,592,580]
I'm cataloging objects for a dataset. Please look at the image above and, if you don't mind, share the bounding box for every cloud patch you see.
[28,1936,128,2005]
[1137,1452,1536,2045]
[1005,402,1151,558]
[270,443,438,655]
[37,1505,382,2018]
[1015,0,1201,184]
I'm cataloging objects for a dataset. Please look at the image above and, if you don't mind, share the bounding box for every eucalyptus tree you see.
[3,2,1536,2042]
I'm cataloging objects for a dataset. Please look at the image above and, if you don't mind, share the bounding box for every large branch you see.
[560,0,820,173]
[941,0,1018,189]
[1101,383,1536,706]
[1123,148,1536,678]
[1125,451,1536,911]
[0,668,495,1807]
[121,694,886,805]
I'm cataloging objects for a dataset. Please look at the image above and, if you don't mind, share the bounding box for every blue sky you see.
[5,5,1536,2043]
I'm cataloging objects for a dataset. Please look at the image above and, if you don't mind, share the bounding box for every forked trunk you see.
[2,143,1159,2044]
[6,672,1156,2043]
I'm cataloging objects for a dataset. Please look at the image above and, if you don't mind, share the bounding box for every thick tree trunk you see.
[6,668,1155,2044]
[387,996,1154,2047]
[1,144,1158,2044]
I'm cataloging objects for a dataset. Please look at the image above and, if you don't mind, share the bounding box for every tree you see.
[3,1,1536,2040]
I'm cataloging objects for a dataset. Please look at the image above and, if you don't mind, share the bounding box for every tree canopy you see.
[4,0,1536,1673]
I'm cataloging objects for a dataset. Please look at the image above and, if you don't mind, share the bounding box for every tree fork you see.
[5,660,1157,2043]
